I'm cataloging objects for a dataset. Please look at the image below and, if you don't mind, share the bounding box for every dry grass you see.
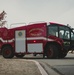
[0,56,41,75]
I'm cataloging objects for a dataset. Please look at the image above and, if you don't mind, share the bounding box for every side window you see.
[48,25,58,37]
[59,26,70,39]
[59,30,64,38]
[65,31,70,39]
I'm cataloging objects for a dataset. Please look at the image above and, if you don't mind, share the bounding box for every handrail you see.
[10,22,26,28]
[28,21,46,25]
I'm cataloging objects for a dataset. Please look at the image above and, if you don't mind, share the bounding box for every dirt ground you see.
[0,56,41,75]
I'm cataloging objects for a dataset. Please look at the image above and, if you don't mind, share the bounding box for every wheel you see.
[46,45,58,59]
[15,54,25,58]
[2,46,14,58]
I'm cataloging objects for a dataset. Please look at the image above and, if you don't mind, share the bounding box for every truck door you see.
[15,30,26,53]
[59,26,71,50]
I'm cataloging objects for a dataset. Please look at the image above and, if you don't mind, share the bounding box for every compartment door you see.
[15,30,26,53]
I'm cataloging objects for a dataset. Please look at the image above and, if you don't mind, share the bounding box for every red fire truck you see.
[0,22,74,58]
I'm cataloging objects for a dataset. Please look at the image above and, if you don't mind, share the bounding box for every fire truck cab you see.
[48,23,74,58]
[1,22,74,58]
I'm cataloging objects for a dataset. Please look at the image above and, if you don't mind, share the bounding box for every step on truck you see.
[0,22,74,59]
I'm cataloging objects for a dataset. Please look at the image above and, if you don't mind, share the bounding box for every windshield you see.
[71,29,74,40]
[59,26,70,40]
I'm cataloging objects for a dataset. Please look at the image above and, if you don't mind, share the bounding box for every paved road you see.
[1,52,74,75]
[32,53,74,75]
[23,53,74,75]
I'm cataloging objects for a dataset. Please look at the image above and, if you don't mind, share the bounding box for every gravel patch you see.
[0,56,41,75]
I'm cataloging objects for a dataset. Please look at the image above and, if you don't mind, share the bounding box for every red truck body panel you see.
[0,22,63,55]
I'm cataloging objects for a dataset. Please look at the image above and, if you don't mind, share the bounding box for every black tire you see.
[15,54,25,58]
[46,45,58,59]
[2,46,14,58]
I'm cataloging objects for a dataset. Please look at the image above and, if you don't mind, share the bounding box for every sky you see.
[0,0,74,28]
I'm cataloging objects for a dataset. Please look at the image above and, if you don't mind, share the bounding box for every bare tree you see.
[0,11,7,27]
